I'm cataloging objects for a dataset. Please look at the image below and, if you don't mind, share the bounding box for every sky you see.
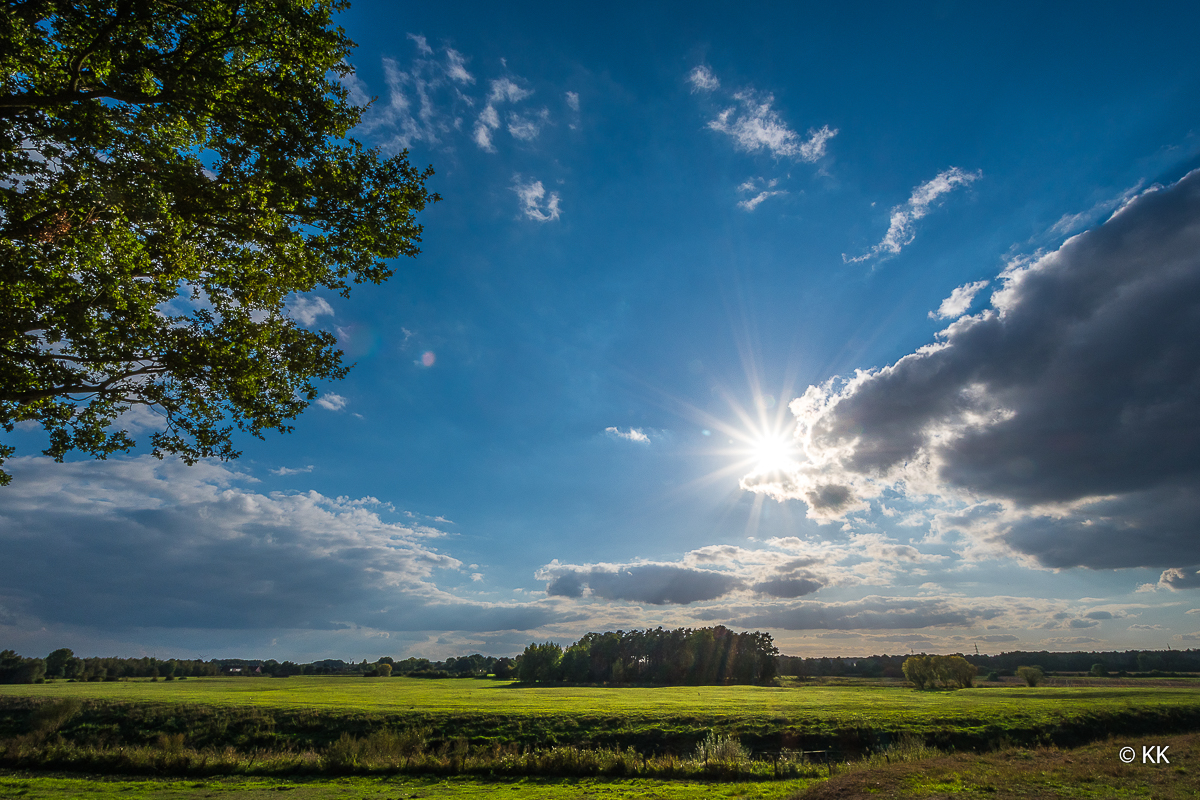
[4,1,1200,662]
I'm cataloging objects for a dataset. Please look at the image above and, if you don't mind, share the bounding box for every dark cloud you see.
[750,577,824,598]
[1085,610,1114,620]
[542,563,744,605]
[977,634,1019,642]
[1068,618,1099,629]
[728,595,1006,631]
[746,169,1200,574]
[1159,567,1200,590]
[0,457,563,633]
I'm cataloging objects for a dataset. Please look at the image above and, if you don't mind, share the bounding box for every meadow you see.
[2,676,1200,795]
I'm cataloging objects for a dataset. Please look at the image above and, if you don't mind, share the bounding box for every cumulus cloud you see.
[708,91,837,162]
[744,169,1200,577]
[929,280,989,320]
[1159,567,1200,590]
[474,78,534,151]
[316,393,348,411]
[0,458,562,633]
[605,426,650,443]
[287,295,334,326]
[513,177,561,222]
[538,562,744,605]
[845,167,981,263]
[688,65,720,92]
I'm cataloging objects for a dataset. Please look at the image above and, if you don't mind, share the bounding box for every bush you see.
[1016,666,1043,686]
[1089,663,1108,677]
[902,655,976,689]
[985,671,1000,682]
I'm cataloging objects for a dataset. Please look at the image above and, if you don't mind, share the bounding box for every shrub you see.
[1016,666,1043,686]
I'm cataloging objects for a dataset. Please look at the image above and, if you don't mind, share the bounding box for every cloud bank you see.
[744,170,1200,583]
[0,458,561,634]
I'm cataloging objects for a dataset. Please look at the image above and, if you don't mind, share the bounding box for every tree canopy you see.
[0,0,437,484]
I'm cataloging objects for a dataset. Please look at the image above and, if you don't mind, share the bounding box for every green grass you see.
[3,677,1199,741]
[0,772,817,799]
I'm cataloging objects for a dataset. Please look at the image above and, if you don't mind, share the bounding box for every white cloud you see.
[565,91,579,111]
[339,69,370,107]
[929,280,990,320]
[744,169,1200,580]
[316,393,348,411]
[474,78,534,152]
[846,167,981,263]
[513,177,561,222]
[445,48,474,84]
[707,91,837,163]
[287,295,334,326]
[688,65,720,92]
[507,108,549,141]
[738,190,786,211]
[407,33,433,55]
[605,426,650,443]
[271,465,314,476]
[798,124,837,161]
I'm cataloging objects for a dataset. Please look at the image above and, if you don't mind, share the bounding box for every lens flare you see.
[421,351,436,367]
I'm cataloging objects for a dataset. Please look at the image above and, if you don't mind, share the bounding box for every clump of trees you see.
[901,655,977,690]
[517,626,778,685]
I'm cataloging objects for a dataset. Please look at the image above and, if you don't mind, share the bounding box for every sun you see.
[749,431,796,475]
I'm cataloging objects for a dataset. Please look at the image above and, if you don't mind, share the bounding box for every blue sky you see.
[4,1,1200,661]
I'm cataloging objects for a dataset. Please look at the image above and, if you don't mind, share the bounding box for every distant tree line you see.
[516,626,779,685]
[1,649,219,683]
[775,649,1200,680]
[5,643,1196,685]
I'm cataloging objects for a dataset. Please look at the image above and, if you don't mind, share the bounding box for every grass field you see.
[3,677,1200,790]
[3,676,1199,745]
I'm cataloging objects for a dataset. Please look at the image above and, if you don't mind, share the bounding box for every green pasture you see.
[3,677,1200,749]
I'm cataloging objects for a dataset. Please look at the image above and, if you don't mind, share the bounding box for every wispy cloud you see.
[507,108,549,141]
[844,167,981,263]
[929,280,989,320]
[687,65,720,92]
[271,465,314,476]
[407,33,433,55]
[513,176,561,222]
[316,393,348,412]
[445,49,474,84]
[737,177,787,211]
[1049,181,1144,236]
[605,426,650,443]
[474,78,534,151]
[708,91,837,162]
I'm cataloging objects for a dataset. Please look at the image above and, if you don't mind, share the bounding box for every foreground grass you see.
[793,731,1200,799]
[0,773,816,799]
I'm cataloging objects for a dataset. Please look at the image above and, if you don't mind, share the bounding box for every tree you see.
[517,642,562,683]
[0,0,438,484]
[1016,665,1043,687]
